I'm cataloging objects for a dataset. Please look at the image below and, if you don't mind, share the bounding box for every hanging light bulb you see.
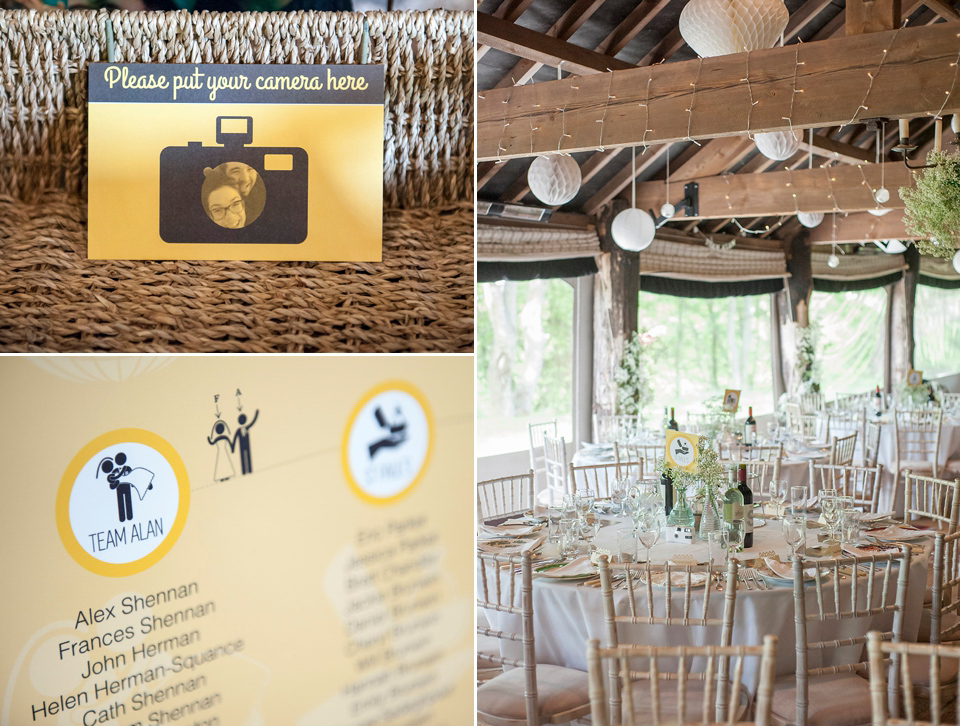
[874,188,890,204]
[612,146,656,252]
[827,250,840,268]
[660,143,675,219]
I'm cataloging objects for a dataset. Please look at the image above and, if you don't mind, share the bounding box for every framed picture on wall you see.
[907,369,923,386]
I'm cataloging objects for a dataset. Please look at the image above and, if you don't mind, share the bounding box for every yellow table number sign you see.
[666,430,699,472]
[87,63,385,261]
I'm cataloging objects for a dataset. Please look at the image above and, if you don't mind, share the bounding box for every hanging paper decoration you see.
[877,239,907,254]
[679,0,789,58]
[611,208,656,252]
[797,211,824,228]
[868,207,892,217]
[754,129,801,161]
[527,155,582,206]
[827,253,840,268]
[953,248,960,274]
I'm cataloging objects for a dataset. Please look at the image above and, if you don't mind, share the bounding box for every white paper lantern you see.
[755,130,801,161]
[611,208,656,252]
[797,211,824,228]
[679,0,789,58]
[527,155,582,206]
[953,249,960,274]
[952,115,960,134]
[868,207,892,217]
[827,253,840,268]
[874,187,890,204]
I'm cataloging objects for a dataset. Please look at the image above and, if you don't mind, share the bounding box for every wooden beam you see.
[800,135,876,165]
[846,0,901,35]
[656,227,786,252]
[492,0,608,90]
[785,0,836,41]
[477,161,503,188]
[477,14,633,77]
[804,209,922,243]
[479,211,594,230]
[623,161,913,219]
[582,144,671,216]
[596,0,674,56]
[478,24,960,160]
[921,0,960,21]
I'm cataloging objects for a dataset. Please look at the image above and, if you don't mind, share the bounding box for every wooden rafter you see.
[478,24,960,161]
[477,14,634,76]
[804,210,921,243]
[625,161,913,220]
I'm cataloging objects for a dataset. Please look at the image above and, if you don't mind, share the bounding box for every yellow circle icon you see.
[56,428,190,577]
[341,381,434,505]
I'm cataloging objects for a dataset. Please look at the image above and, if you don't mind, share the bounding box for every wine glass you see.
[723,520,744,565]
[636,510,661,563]
[821,495,841,544]
[783,515,806,560]
[768,480,787,524]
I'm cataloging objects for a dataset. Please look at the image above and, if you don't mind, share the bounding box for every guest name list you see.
[30,581,233,725]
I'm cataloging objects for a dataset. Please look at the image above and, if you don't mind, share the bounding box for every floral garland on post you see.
[614,329,657,416]
[900,151,960,259]
[792,322,821,395]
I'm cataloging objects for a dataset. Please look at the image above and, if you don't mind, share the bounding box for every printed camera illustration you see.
[159,116,308,244]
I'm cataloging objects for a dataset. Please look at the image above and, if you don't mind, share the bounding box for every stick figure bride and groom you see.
[207,409,259,482]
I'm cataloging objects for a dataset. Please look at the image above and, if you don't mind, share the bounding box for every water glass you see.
[790,485,807,516]
[546,508,562,543]
[841,508,860,546]
[783,515,806,560]
[616,527,637,563]
[612,478,631,515]
[559,518,580,558]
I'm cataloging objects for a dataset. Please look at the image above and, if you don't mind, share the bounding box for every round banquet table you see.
[482,514,930,690]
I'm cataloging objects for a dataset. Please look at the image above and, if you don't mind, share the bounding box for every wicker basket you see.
[0,9,474,352]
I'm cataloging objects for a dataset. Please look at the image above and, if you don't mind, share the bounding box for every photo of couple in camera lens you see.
[201,161,267,229]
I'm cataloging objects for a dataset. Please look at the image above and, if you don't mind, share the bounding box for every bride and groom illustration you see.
[207,409,259,482]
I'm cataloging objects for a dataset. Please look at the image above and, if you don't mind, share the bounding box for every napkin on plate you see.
[480,522,540,537]
[763,557,817,579]
[639,570,709,588]
[537,556,595,578]
[868,525,931,541]
[842,542,902,557]
[477,533,545,554]
[859,512,896,523]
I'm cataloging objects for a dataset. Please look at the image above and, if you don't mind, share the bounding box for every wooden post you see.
[593,199,640,426]
[903,245,919,370]
[778,234,812,397]
[847,0,901,35]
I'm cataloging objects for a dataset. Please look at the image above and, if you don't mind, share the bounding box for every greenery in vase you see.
[893,379,943,408]
[696,395,735,442]
[900,151,960,259]
[657,437,726,504]
[614,329,658,416]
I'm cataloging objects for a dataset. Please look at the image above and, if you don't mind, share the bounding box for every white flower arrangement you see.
[614,329,657,416]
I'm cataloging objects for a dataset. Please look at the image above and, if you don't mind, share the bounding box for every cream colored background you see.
[0,356,473,724]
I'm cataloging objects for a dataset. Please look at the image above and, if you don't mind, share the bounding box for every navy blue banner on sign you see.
[89,63,385,105]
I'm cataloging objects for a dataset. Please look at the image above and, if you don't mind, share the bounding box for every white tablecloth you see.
[874,421,960,513]
[483,515,929,687]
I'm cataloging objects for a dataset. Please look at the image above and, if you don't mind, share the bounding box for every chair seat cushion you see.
[477,664,590,722]
[907,652,960,687]
[771,672,872,726]
[625,678,751,722]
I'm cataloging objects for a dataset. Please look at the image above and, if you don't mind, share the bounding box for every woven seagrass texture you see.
[0,9,474,352]
[0,191,473,352]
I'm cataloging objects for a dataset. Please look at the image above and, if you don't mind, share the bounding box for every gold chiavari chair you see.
[477,550,592,725]
[543,435,568,507]
[570,461,640,499]
[808,462,884,514]
[770,549,911,726]
[477,470,535,523]
[585,636,778,726]
[614,441,658,479]
[830,431,859,467]
[902,471,960,533]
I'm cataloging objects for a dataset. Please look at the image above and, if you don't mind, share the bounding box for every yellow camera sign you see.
[666,430,699,472]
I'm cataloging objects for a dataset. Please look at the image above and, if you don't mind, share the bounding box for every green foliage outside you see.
[916,285,960,379]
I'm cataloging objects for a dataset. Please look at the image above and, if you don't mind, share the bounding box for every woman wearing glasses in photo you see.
[202,169,247,229]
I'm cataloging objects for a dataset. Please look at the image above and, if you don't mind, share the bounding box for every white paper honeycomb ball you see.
[953,249,960,274]
[679,0,789,57]
[797,211,824,229]
[527,155,582,206]
[755,129,801,161]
